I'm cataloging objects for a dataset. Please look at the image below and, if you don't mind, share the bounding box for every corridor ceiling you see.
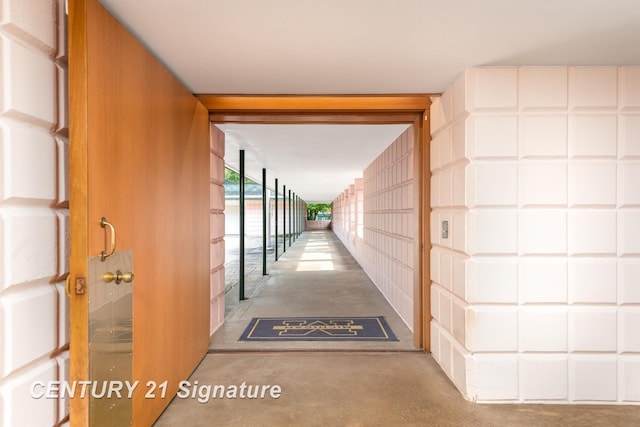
[99,0,640,202]
[218,124,411,202]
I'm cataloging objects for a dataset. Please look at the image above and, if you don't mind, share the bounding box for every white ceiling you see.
[218,124,410,202]
[99,0,640,202]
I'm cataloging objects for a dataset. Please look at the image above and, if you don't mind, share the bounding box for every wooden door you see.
[69,0,211,425]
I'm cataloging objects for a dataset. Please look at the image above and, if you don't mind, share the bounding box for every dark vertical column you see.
[298,196,302,237]
[239,150,245,301]
[288,189,292,247]
[275,178,279,261]
[283,184,287,253]
[298,196,301,237]
[292,192,296,242]
[262,168,267,276]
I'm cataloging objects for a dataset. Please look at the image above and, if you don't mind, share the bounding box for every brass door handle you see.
[103,270,134,284]
[100,217,116,261]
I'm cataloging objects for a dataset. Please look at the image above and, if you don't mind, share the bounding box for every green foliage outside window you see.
[307,203,331,220]
[225,167,255,184]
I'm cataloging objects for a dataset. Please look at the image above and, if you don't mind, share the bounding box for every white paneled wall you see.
[333,128,415,329]
[431,66,640,404]
[210,129,226,335]
[0,0,69,425]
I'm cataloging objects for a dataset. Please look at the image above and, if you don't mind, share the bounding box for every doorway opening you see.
[199,95,432,351]
[219,123,411,320]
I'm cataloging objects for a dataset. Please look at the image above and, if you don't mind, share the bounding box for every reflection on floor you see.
[154,231,640,426]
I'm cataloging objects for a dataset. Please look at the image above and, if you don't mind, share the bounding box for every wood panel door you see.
[69,0,211,425]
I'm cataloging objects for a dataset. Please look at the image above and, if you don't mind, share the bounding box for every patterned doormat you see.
[239,317,398,341]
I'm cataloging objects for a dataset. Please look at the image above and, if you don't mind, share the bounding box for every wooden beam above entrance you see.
[207,112,422,124]
[196,94,434,114]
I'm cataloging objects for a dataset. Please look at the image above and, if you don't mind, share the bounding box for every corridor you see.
[154,231,640,426]
[211,230,415,351]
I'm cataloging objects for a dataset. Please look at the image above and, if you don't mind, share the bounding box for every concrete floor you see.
[154,230,640,426]
[213,230,415,351]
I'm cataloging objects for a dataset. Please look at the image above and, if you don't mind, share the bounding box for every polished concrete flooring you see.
[154,231,640,426]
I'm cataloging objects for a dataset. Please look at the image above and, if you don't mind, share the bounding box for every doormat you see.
[239,317,398,341]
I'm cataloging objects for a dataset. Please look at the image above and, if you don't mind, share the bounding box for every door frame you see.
[197,95,433,349]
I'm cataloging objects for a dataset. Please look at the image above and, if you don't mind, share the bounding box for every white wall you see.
[210,129,226,335]
[333,128,415,329]
[0,0,70,425]
[430,66,640,403]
